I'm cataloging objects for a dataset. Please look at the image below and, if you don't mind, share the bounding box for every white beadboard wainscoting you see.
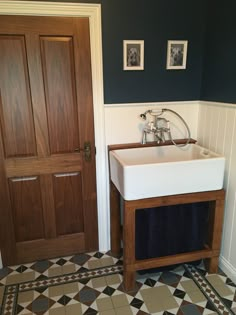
[198,101,236,283]
[104,101,199,145]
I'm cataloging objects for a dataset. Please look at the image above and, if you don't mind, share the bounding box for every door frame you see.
[0,1,109,262]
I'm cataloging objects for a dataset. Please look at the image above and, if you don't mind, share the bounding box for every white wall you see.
[105,101,199,145]
[198,101,236,283]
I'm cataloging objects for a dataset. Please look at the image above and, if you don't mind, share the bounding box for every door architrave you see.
[0,1,109,264]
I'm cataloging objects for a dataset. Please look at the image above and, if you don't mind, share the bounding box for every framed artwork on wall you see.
[123,40,144,70]
[166,40,188,70]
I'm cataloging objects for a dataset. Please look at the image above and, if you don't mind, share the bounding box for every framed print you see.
[166,40,188,70]
[123,40,144,70]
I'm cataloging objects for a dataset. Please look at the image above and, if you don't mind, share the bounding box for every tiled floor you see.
[0,252,236,314]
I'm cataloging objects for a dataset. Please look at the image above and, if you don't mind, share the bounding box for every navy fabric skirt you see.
[135,202,209,260]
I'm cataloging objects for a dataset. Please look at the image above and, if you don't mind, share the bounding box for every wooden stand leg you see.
[205,198,225,273]
[205,256,219,273]
[123,266,136,292]
[110,182,121,256]
[123,202,136,291]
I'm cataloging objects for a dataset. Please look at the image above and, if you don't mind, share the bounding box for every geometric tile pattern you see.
[185,264,236,315]
[1,251,236,315]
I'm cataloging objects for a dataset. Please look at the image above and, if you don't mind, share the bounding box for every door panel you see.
[0,35,36,158]
[5,154,82,177]
[0,16,98,265]
[9,176,44,242]
[40,36,79,154]
[26,34,50,158]
[16,233,85,263]
[53,172,84,236]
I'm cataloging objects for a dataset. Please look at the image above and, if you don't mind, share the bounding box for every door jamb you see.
[0,1,109,265]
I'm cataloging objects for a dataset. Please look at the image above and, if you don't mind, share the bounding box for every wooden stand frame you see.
[110,183,225,291]
[109,141,225,292]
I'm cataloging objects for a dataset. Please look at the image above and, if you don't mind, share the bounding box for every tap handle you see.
[147,121,156,130]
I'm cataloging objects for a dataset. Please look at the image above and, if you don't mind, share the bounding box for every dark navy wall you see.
[101,0,206,104]
[44,0,207,103]
[201,0,236,103]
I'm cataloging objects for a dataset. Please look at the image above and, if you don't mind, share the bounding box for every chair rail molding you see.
[0,1,109,255]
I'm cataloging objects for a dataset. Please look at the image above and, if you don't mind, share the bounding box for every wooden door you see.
[0,16,98,265]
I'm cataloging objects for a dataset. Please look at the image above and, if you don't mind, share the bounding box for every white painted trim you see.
[0,1,100,16]
[199,100,236,108]
[104,100,200,108]
[219,255,236,284]
[0,1,109,253]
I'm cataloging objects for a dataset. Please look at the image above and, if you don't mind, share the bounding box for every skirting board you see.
[219,255,236,284]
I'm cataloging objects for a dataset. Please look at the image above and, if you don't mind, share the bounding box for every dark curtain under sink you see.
[135,201,210,262]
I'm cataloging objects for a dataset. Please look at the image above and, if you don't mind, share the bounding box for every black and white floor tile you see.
[0,252,236,315]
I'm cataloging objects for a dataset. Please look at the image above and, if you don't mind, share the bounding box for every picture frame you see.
[123,40,144,71]
[166,40,188,70]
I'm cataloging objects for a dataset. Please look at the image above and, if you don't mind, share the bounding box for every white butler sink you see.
[109,144,225,200]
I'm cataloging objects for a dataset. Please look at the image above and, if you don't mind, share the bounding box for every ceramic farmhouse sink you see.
[109,144,225,200]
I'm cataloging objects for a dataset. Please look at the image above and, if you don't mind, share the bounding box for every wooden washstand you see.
[109,140,225,292]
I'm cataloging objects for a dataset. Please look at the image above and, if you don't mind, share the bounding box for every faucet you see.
[141,121,156,144]
[155,117,170,143]
[140,108,191,147]
[141,116,170,144]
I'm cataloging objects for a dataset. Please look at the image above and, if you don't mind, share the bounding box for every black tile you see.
[16,304,24,314]
[84,307,98,314]
[35,286,48,294]
[182,271,192,279]
[130,297,143,309]
[56,258,67,266]
[221,297,232,308]
[93,252,104,259]
[79,278,90,285]
[196,268,207,277]
[173,288,186,299]
[35,274,48,281]
[102,286,115,296]
[77,267,89,273]
[226,278,236,287]
[144,278,156,287]
[205,300,217,312]
[57,295,71,306]
[115,259,123,265]
[16,265,28,273]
